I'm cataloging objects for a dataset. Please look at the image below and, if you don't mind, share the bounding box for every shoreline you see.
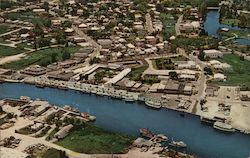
[1,78,250,135]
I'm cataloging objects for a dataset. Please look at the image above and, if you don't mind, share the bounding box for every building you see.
[21,65,47,76]
[204,49,223,58]
[55,124,74,139]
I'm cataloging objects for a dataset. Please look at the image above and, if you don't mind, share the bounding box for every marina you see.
[0,82,250,158]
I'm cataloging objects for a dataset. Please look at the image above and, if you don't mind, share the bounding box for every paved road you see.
[175,14,183,36]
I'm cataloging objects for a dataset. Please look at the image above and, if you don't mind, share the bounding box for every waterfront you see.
[0,83,250,158]
[204,10,250,45]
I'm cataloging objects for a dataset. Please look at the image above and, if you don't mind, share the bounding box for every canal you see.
[0,83,250,158]
[204,10,250,45]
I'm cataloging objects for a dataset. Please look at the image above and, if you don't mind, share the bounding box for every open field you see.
[56,124,133,154]
[0,24,10,34]
[128,66,148,81]
[1,46,80,70]
[218,54,250,87]
[221,19,240,26]
[0,45,25,57]
[160,13,176,39]
[219,29,250,39]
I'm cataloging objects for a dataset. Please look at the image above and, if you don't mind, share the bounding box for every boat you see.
[124,96,136,102]
[169,139,187,148]
[35,83,44,88]
[145,100,161,109]
[139,128,154,138]
[200,116,216,126]
[81,112,96,122]
[213,121,235,132]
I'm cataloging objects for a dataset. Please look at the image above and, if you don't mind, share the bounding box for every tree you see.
[169,71,178,80]
[33,24,43,37]
[51,53,58,63]
[62,49,70,60]
[42,2,49,12]
[204,67,213,75]
[198,51,205,61]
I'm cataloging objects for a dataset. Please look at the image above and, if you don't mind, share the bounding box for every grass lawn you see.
[0,45,25,57]
[219,29,250,39]
[221,19,240,27]
[41,148,68,158]
[0,24,10,34]
[1,46,80,70]
[16,41,35,49]
[56,125,133,154]
[128,66,148,81]
[160,13,177,40]
[218,54,250,87]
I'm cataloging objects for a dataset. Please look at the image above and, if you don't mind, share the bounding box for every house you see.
[55,124,74,139]
[21,65,47,76]
[213,73,226,81]
[97,39,113,49]
[204,49,223,58]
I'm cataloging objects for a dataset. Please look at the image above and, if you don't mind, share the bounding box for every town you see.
[0,0,250,158]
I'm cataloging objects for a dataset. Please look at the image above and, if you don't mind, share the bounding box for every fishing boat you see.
[169,139,187,148]
[139,128,154,138]
[213,121,235,132]
[124,96,136,102]
[81,112,96,122]
[35,83,45,88]
[145,100,161,109]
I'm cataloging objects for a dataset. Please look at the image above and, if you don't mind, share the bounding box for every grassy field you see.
[128,66,148,81]
[219,29,250,39]
[0,45,25,57]
[16,41,35,49]
[221,19,240,26]
[218,54,250,87]
[160,13,177,40]
[41,148,68,158]
[1,46,79,70]
[0,24,10,34]
[56,125,133,154]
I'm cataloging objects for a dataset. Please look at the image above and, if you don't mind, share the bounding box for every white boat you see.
[169,140,187,148]
[213,121,235,132]
[124,96,136,102]
[145,100,161,109]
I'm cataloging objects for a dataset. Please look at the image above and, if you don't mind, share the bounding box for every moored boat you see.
[145,100,161,109]
[213,121,235,132]
[169,139,187,148]
[139,128,154,138]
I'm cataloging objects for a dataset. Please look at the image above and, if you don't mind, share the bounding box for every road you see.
[175,14,183,36]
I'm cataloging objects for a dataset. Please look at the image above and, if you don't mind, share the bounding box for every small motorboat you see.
[169,139,187,148]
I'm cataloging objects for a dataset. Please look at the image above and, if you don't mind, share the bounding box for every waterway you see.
[1,83,250,158]
[204,10,250,45]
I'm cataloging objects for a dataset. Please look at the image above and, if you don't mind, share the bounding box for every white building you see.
[204,49,223,58]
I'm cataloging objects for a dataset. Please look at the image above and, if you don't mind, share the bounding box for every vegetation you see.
[35,126,52,138]
[46,127,59,141]
[1,46,79,70]
[94,68,115,83]
[143,76,160,84]
[219,29,250,39]
[160,13,177,40]
[154,58,175,70]
[218,54,250,88]
[17,124,44,135]
[0,45,25,57]
[172,36,219,52]
[128,66,148,81]
[0,24,10,34]
[56,124,133,154]
[41,148,68,158]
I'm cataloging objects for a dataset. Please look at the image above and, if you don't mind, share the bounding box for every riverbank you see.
[1,82,250,158]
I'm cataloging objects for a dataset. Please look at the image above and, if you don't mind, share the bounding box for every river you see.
[204,10,250,45]
[0,83,250,158]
